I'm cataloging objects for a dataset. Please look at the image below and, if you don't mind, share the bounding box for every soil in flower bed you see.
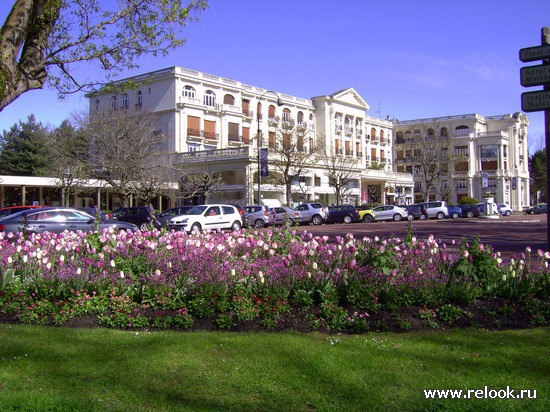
[0,298,544,333]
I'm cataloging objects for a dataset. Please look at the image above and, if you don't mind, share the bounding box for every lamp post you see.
[256,90,283,204]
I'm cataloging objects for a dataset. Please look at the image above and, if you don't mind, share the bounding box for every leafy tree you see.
[318,143,361,205]
[47,119,91,206]
[0,0,208,111]
[79,107,173,206]
[395,123,461,202]
[0,115,53,176]
[178,171,224,204]
[262,122,316,206]
[529,148,546,203]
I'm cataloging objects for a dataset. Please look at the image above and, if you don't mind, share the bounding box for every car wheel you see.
[288,218,295,225]
[363,214,373,223]
[343,215,352,224]
[254,219,265,228]
[311,215,323,225]
[231,221,242,231]
[191,223,201,233]
[407,214,414,221]
[393,213,402,222]
[419,214,427,220]
[436,212,445,220]
[452,212,459,219]
[139,222,149,231]
[505,211,512,216]
[529,210,535,214]
[466,211,474,218]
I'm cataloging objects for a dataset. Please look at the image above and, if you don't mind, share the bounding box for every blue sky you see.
[1,0,548,152]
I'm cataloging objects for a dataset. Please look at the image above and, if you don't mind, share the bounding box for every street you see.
[291,214,548,260]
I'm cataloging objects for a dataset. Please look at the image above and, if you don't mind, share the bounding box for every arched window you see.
[427,128,435,136]
[183,86,195,98]
[204,90,216,107]
[297,111,304,125]
[335,116,341,129]
[455,125,469,136]
[268,104,276,119]
[122,93,129,109]
[257,102,262,119]
[223,94,235,105]
[111,95,117,109]
[282,108,291,122]
[380,129,385,139]
[137,90,143,108]
[440,127,448,137]
[370,127,376,139]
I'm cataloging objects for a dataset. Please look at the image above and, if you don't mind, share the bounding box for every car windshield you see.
[187,206,208,215]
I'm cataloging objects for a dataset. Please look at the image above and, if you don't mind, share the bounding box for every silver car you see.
[243,205,273,228]
[294,202,327,225]
[271,206,299,225]
[372,205,409,222]
[0,207,138,235]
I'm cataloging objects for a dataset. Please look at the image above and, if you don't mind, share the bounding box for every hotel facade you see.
[0,66,531,211]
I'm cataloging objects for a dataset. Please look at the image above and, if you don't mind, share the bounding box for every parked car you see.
[404,204,428,220]
[356,204,376,223]
[112,206,155,230]
[0,207,137,235]
[168,204,242,233]
[446,205,461,219]
[458,204,482,218]
[498,204,513,216]
[476,203,500,216]
[271,206,299,226]
[326,205,361,224]
[77,207,113,221]
[417,201,448,219]
[0,205,43,218]
[243,205,273,228]
[372,205,409,222]
[294,202,328,225]
[154,206,195,229]
[524,203,547,215]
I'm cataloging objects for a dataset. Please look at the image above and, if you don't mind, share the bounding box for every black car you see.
[112,206,156,230]
[524,204,547,215]
[326,205,361,224]
[458,204,482,218]
[404,204,427,220]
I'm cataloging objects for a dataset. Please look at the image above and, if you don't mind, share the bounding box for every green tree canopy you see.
[0,115,53,176]
[529,148,546,203]
[0,0,208,111]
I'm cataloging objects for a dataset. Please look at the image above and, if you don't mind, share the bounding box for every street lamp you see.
[256,90,283,204]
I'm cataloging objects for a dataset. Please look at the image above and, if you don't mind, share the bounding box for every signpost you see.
[519,27,550,248]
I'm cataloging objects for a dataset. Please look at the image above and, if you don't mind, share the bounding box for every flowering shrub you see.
[0,226,548,331]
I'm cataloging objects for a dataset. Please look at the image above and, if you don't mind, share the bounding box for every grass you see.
[0,326,548,411]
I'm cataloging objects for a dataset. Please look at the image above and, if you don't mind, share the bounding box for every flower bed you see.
[0,225,548,332]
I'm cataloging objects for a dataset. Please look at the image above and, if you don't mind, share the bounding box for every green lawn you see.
[0,325,548,411]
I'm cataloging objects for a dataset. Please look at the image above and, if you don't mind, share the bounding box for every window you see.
[183,86,195,98]
[122,93,129,109]
[297,111,304,125]
[283,108,291,122]
[203,90,216,107]
[480,145,498,158]
[455,125,469,136]
[136,90,143,108]
[95,99,100,110]
[223,94,235,105]
[111,95,117,109]
[456,180,468,189]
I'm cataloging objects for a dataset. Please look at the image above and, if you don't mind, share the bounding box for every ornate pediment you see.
[329,88,370,110]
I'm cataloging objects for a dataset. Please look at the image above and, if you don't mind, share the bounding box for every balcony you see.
[173,147,251,166]
[228,134,243,144]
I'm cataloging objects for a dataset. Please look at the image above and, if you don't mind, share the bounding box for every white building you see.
[393,113,530,210]
[90,66,414,207]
